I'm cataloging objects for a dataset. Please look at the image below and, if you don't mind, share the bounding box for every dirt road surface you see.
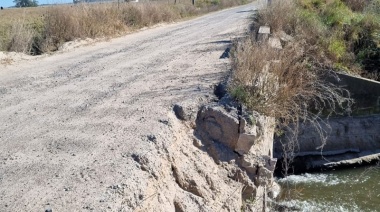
[0,4,255,211]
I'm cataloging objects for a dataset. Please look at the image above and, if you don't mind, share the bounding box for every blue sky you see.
[1,0,72,8]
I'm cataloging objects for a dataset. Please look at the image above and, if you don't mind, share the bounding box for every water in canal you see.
[275,165,380,212]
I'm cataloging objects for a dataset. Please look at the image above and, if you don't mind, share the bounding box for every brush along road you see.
[0,4,254,211]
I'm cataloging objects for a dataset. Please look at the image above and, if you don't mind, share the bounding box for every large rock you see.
[195,105,240,149]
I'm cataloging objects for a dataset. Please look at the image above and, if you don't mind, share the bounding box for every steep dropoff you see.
[173,95,279,211]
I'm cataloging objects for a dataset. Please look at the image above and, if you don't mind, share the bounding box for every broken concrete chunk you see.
[195,106,239,150]
[262,155,277,172]
[235,133,258,155]
[258,26,270,34]
[279,31,294,43]
[239,117,258,135]
[257,26,270,42]
[192,137,203,148]
[193,102,277,211]
[268,37,282,49]
[208,141,238,164]
[240,154,261,175]
[257,167,273,186]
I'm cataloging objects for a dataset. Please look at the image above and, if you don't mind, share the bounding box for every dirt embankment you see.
[0,4,271,211]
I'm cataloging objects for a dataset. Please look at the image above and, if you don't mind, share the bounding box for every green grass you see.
[296,0,380,79]
[328,37,347,60]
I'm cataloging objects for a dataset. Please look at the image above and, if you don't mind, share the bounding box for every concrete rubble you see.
[257,26,271,42]
[174,98,280,211]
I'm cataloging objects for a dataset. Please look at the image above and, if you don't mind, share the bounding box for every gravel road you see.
[0,4,254,211]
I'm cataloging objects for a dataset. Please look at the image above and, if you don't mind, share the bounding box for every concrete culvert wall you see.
[327,73,380,115]
[274,115,380,173]
[274,73,380,173]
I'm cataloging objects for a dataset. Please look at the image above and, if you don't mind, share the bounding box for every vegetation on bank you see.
[261,0,379,79]
[0,0,248,55]
[230,0,379,121]
[229,0,380,176]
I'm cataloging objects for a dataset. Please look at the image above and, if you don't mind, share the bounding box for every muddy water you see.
[275,165,380,211]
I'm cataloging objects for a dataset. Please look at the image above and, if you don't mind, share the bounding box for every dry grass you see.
[0,7,43,25]
[229,37,349,176]
[253,0,297,34]
[0,7,43,52]
[233,0,352,117]
[8,19,36,53]
[230,0,356,176]
[0,0,249,54]
[230,39,349,122]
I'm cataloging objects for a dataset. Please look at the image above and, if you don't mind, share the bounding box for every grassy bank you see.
[257,0,379,79]
[230,0,379,120]
[0,0,248,55]
[229,0,378,178]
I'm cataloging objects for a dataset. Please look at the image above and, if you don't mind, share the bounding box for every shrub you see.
[328,37,347,60]
[296,8,327,44]
[322,0,354,27]
[230,39,349,121]
[255,0,297,34]
[297,0,326,10]
[8,20,35,53]
[122,6,144,27]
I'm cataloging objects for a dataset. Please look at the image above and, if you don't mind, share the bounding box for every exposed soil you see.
[0,4,255,211]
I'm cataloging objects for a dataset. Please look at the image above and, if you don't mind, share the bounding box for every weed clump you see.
[230,39,349,122]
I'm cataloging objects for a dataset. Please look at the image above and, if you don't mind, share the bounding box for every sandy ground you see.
[0,4,254,211]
